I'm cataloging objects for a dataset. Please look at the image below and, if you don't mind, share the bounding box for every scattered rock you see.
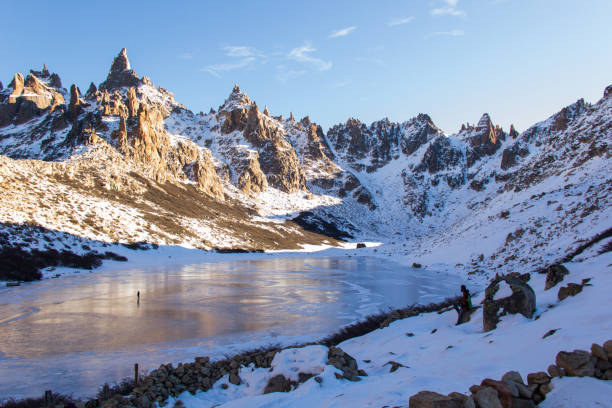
[263,374,294,394]
[542,328,559,339]
[327,346,361,381]
[356,243,366,249]
[385,361,407,373]
[228,373,240,385]
[557,282,583,301]
[413,262,422,268]
[544,264,569,290]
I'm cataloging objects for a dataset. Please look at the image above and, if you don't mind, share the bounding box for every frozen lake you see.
[0,256,462,399]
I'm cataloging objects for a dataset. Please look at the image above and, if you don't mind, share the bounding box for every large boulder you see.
[327,346,360,381]
[556,350,596,377]
[544,264,569,290]
[408,391,464,408]
[483,275,536,331]
[473,387,503,408]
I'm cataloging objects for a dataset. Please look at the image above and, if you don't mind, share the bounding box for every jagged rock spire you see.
[263,105,270,116]
[477,113,493,129]
[113,48,131,71]
[99,48,141,90]
[509,124,518,139]
[219,83,253,112]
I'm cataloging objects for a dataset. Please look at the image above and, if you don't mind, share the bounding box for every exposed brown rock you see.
[474,387,503,408]
[8,73,24,103]
[85,82,97,99]
[99,48,141,90]
[557,282,583,301]
[483,275,536,331]
[481,379,514,408]
[127,87,140,117]
[544,264,569,290]
[67,84,82,119]
[48,73,62,88]
[408,391,463,408]
[556,350,596,377]
[263,375,294,394]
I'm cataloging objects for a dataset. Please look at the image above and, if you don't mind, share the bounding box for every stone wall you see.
[409,339,612,408]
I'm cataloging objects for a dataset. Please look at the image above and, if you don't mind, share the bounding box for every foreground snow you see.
[163,249,612,407]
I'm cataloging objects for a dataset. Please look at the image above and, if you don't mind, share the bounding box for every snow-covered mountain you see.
[0,48,610,279]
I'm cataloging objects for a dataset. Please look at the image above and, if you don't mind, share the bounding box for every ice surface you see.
[0,255,461,399]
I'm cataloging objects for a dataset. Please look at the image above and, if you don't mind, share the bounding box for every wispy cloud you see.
[425,29,464,38]
[329,26,357,38]
[203,58,256,78]
[388,16,415,26]
[276,65,306,83]
[202,46,265,77]
[288,42,332,71]
[355,56,385,67]
[431,0,466,17]
[223,46,264,58]
[333,78,352,88]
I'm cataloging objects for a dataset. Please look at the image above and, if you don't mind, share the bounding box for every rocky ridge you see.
[0,50,611,279]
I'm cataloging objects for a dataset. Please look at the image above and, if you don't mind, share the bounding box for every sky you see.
[1,0,611,134]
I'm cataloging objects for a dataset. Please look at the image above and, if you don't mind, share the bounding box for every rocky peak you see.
[218,84,253,113]
[604,85,612,99]
[8,73,24,102]
[550,99,587,132]
[509,124,518,139]
[99,48,141,90]
[69,84,81,107]
[461,113,504,167]
[263,105,270,116]
[85,82,97,99]
[0,81,3,91]
[30,64,50,79]
[50,74,61,88]
[476,113,493,130]
[24,74,48,94]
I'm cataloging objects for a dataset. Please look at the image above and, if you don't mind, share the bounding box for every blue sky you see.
[1,0,611,133]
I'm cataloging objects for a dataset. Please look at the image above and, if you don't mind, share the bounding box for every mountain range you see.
[1,48,610,279]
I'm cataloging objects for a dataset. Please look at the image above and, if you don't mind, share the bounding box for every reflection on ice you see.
[0,256,461,399]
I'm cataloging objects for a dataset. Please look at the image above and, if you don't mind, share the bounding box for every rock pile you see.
[409,339,612,407]
[96,346,363,408]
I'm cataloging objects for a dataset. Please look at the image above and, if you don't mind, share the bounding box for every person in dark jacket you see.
[454,285,473,325]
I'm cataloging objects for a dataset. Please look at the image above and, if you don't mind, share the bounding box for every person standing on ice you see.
[137,290,140,305]
[454,285,472,325]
